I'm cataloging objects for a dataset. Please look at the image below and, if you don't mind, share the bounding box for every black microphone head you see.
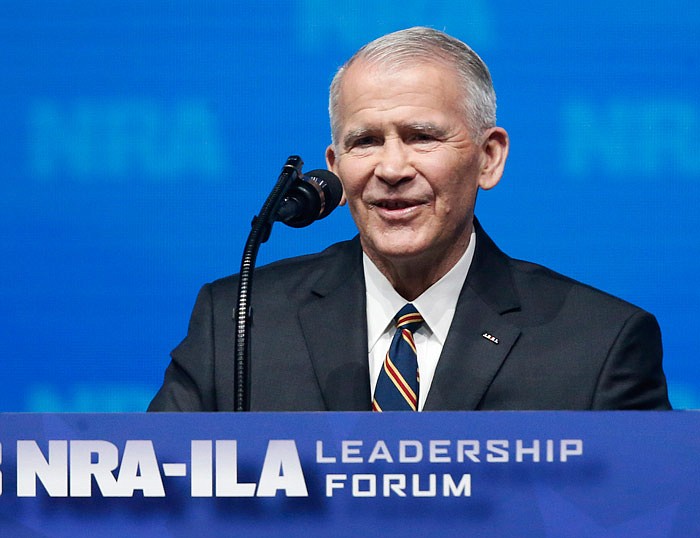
[304,169,343,219]
[276,168,343,228]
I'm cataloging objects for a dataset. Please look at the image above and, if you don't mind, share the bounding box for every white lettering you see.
[342,440,363,463]
[256,440,308,497]
[486,440,509,463]
[352,474,376,497]
[383,474,406,496]
[326,474,347,497]
[315,441,336,463]
[325,473,473,498]
[116,441,164,497]
[516,440,540,463]
[368,440,393,463]
[457,440,480,463]
[443,474,472,497]
[546,439,555,462]
[70,441,119,497]
[191,440,213,497]
[215,440,256,497]
[561,440,583,462]
[412,474,437,497]
[399,440,423,463]
[17,440,68,497]
[429,440,451,463]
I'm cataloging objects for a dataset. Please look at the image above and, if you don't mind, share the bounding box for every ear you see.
[477,127,509,191]
[325,144,347,206]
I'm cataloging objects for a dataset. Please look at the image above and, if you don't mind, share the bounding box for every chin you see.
[370,239,430,261]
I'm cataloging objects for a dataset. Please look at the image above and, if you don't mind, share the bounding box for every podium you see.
[0,412,697,536]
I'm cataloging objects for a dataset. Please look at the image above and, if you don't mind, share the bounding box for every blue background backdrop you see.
[1,1,697,411]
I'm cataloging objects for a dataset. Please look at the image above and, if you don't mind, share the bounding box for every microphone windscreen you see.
[304,169,343,219]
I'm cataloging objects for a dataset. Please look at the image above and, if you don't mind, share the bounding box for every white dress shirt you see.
[363,231,476,410]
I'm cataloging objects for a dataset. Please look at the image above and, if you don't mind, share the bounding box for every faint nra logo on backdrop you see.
[297,0,494,52]
[563,98,699,178]
[28,100,227,181]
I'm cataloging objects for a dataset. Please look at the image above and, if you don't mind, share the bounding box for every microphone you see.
[276,169,343,228]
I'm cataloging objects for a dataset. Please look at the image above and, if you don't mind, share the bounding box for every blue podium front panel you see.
[0,412,697,536]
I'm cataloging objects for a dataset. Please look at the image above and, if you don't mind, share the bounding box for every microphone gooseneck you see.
[234,157,341,412]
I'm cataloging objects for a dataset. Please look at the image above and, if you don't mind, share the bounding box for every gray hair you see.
[329,26,497,146]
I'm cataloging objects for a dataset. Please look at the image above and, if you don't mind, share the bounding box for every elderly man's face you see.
[326,60,506,274]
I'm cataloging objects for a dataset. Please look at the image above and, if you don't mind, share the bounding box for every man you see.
[149,27,671,411]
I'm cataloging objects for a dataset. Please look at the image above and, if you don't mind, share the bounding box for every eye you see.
[350,135,380,148]
[411,133,436,142]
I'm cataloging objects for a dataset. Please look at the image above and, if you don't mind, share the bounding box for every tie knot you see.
[395,303,423,332]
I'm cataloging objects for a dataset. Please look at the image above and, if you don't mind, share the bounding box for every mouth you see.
[373,200,417,210]
[369,198,427,221]
[372,199,423,210]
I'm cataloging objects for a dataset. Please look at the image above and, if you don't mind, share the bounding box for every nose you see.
[374,138,415,185]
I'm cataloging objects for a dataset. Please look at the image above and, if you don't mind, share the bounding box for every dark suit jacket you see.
[149,220,671,411]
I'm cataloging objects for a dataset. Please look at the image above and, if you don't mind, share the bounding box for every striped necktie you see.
[372,304,424,411]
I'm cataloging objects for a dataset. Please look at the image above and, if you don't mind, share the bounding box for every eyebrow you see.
[342,128,376,148]
[341,122,448,148]
[402,122,448,136]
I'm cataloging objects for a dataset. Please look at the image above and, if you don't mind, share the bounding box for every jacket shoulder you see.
[506,255,648,324]
[207,237,362,301]
[470,220,650,326]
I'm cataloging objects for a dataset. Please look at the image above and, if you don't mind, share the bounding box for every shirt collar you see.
[363,230,477,351]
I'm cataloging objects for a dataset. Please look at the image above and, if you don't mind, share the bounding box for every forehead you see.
[336,60,466,125]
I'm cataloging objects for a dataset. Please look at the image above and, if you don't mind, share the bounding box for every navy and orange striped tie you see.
[372,304,423,411]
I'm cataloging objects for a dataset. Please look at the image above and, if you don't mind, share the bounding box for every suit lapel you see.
[424,286,520,410]
[298,238,372,410]
[295,221,521,411]
[425,220,522,410]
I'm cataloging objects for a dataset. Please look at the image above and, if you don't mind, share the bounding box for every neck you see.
[365,236,471,301]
